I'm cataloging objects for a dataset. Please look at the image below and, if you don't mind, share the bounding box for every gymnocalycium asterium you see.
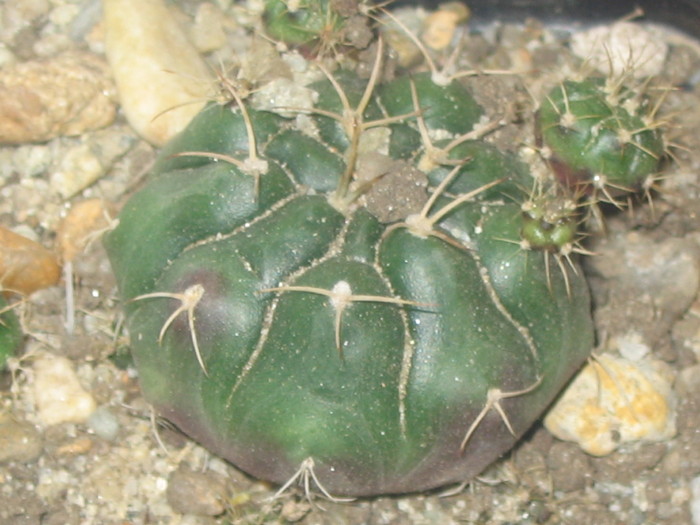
[104,2,668,497]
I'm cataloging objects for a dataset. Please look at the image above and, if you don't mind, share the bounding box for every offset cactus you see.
[104,20,666,496]
[263,0,373,54]
[537,78,665,200]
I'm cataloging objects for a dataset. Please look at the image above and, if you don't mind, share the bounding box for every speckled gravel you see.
[2,1,700,524]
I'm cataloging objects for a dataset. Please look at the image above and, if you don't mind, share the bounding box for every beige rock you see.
[0,51,116,144]
[190,2,228,53]
[570,22,668,78]
[422,2,469,51]
[103,0,214,146]
[33,354,96,426]
[544,354,676,456]
[57,199,114,262]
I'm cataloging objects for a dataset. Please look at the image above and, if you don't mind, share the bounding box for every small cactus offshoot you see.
[537,78,666,202]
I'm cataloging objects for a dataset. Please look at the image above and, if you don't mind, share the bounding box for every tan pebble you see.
[422,3,470,50]
[54,436,93,456]
[190,2,228,53]
[0,226,61,295]
[103,0,214,146]
[0,417,43,463]
[57,199,114,262]
[380,11,424,68]
[544,354,676,456]
[0,51,117,144]
[50,143,106,199]
[166,466,227,516]
[33,354,96,426]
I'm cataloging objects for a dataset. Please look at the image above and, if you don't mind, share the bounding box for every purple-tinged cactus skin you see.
[103,51,600,496]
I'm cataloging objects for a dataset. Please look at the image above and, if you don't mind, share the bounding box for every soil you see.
[1,2,700,524]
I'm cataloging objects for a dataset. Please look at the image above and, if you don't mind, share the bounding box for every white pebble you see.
[33,354,96,426]
[691,476,700,525]
[87,405,120,441]
[571,22,668,78]
[614,332,650,362]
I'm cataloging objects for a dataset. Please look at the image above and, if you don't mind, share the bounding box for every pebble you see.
[103,0,214,146]
[589,232,700,340]
[0,225,61,295]
[692,475,700,525]
[0,414,43,463]
[251,77,318,117]
[53,126,137,199]
[165,466,228,516]
[380,8,424,68]
[0,51,117,144]
[32,354,96,426]
[544,354,676,456]
[57,199,115,263]
[190,2,228,53]
[546,441,591,492]
[421,2,469,51]
[50,143,105,199]
[86,405,120,441]
[570,21,669,78]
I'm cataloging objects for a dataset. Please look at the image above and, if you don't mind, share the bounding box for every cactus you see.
[263,0,372,54]
[0,297,22,370]
[103,15,668,497]
[537,78,666,201]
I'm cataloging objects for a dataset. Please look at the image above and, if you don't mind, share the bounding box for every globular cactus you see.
[263,0,372,53]
[102,29,672,496]
[537,78,666,200]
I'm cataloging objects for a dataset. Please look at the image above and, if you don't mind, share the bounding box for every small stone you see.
[54,436,93,456]
[546,441,590,492]
[0,51,116,144]
[103,0,214,146]
[544,354,676,456]
[33,354,96,426]
[692,476,700,525]
[166,466,227,516]
[57,199,115,263]
[0,226,61,296]
[421,2,469,51]
[190,2,228,53]
[50,143,105,200]
[86,405,120,441]
[0,415,43,463]
[380,8,424,68]
[570,22,668,78]
[614,332,650,362]
[251,77,317,117]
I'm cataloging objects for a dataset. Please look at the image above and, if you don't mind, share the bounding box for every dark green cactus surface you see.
[0,297,22,370]
[104,61,601,496]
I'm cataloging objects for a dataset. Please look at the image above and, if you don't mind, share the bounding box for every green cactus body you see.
[0,297,22,369]
[538,79,665,194]
[264,0,343,47]
[104,67,594,496]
